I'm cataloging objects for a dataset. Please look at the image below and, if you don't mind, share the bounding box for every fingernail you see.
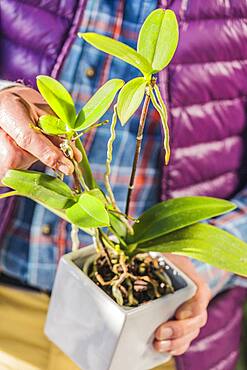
[160,327,173,339]
[58,163,71,175]
[179,310,192,320]
[158,340,171,352]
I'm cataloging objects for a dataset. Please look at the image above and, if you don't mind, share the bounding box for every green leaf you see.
[2,169,76,209]
[128,196,236,244]
[79,33,153,76]
[87,188,107,204]
[137,223,247,277]
[75,79,124,130]
[65,192,110,228]
[36,75,76,126]
[137,9,179,72]
[38,115,69,135]
[117,77,146,125]
[34,199,93,236]
[0,173,93,236]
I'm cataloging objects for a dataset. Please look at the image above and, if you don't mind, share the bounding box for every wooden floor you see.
[152,358,176,370]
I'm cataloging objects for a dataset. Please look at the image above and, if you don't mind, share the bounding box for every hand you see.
[0,85,81,181]
[153,255,211,356]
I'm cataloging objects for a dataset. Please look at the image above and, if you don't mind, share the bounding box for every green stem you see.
[97,229,113,268]
[101,229,122,252]
[0,190,18,199]
[74,120,109,140]
[72,158,90,192]
[108,227,128,248]
[60,139,90,250]
[69,155,84,251]
[75,138,97,189]
[125,88,151,216]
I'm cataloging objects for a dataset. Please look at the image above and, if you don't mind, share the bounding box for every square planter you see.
[45,245,196,370]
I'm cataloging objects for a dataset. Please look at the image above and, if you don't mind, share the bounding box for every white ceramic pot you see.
[45,245,196,370]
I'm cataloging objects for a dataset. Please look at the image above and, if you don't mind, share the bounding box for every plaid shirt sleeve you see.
[191,186,247,297]
[0,80,21,90]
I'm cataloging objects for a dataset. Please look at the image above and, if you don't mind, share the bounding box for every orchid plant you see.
[1,9,247,306]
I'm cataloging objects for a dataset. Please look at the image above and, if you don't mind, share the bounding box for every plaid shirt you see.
[0,0,246,293]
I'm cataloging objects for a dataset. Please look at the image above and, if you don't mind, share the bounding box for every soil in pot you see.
[83,252,177,307]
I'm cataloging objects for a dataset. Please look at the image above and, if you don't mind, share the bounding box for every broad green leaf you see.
[0,191,92,236]
[66,192,109,228]
[38,115,69,135]
[80,33,153,76]
[128,196,236,244]
[0,174,93,236]
[36,75,76,126]
[2,170,76,210]
[137,9,179,72]
[117,77,146,125]
[137,223,247,277]
[75,79,124,130]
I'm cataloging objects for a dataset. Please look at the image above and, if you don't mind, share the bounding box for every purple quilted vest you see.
[0,1,246,369]
[176,287,247,370]
[157,1,247,369]
[160,0,247,200]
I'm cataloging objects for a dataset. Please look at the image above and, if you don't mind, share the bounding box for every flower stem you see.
[104,105,134,235]
[125,88,151,216]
